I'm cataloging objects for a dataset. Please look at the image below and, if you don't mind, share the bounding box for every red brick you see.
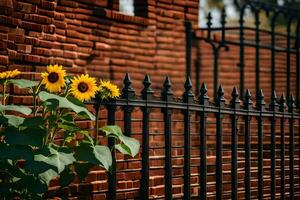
[32,47,51,56]
[24,14,53,24]
[41,0,56,10]
[43,24,56,33]
[0,55,8,65]
[0,15,20,27]
[17,44,32,53]
[20,21,43,32]
[24,36,38,45]
[0,41,7,50]
[15,2,37,13]
[8,50,23,61]
[23,54,40,63]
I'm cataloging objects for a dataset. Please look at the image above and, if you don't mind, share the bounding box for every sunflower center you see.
[78,82,89,93]
[48,72,59,83]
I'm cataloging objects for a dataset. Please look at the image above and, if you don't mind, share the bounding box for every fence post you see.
[140,75,153,200]
[279,94,286,200]
[288,95,295,199]
[199,83,209,200]
[107,103,117,200]
[244,89,253,200]
[230,87,240,200]
[269,90,278,200]
[122,73,135,137]
[162,77,173,200]
[256,89,265,200]
[215,85,225,199]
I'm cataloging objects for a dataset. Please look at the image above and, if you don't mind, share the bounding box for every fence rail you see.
[89,73,300,199]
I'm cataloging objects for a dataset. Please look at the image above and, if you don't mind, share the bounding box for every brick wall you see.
[0,0,299,199]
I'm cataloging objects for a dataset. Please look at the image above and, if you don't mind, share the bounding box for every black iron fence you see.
[186,0,300,106]
[89,74,299,199]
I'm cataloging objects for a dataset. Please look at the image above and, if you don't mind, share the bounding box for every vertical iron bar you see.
[216,86,225,199]
[141,75,153,200]
[279,94,286,200]
[288,96,295,199]
[183,77,194,200]
[244,89,252,200]
[257,90,265,200]
[162,77,173,200]
[231,87,240,200]
[213,50,219,101]
[107,104,117,200]
[270,91,278,200]
[164,109,172,200]
[270,116,276,200]
[255,10,260,97]
[123,107,132,136]
[185,21,192,79]
[122,73,135,137]
[199,83,209,200]
[141,108,150,200]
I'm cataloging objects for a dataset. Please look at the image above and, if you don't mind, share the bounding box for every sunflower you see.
[0,69,21,80]
[41,64,66,93]
[70,74,98,102]
[98,80,120,100]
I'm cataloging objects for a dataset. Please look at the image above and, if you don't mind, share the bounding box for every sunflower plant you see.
[0,65,139,199]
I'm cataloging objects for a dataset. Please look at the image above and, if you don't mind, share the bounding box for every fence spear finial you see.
[270,90,278,111]
[162,76,173,101]
[183,76,194,103]
[279,93,286,112]
[122,73,135,99]
[199,82,209,106]
[231,87,240,109]
[216,85,226,106]
[142,74,154,100]
[244,89,253,109]
[256,89,265,110]
[288,94,296,113]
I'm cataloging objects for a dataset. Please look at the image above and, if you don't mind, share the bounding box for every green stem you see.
[2,81,7,106]
[95,104,100,144]
[33,81,42,116]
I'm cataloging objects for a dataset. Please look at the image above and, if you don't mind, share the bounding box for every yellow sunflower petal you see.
[41,64,66,93]
[98,80,120,100]
[70,74,98,102]
[0,69,21,80]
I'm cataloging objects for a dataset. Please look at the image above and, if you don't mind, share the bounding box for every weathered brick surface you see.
[0,0,299,199]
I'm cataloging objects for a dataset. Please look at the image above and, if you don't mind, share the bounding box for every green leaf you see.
[116,135,140,157]
[59,167,75,188]
[0,105,32,115]
[74,162,94,182]
[3,115,25,127]
[42,99,59,111]
[22,116,44,128]
[27,146,75,174]
[4,126,46,147]
[58,123,79,132]
[61,113,74,122]
[99,125,140,157]
[0,144,33,160]
[9,79,39,88]
[75,143,112,171]
[115,143,132,156]
[39,91,95,120]
[99,125,122,137]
